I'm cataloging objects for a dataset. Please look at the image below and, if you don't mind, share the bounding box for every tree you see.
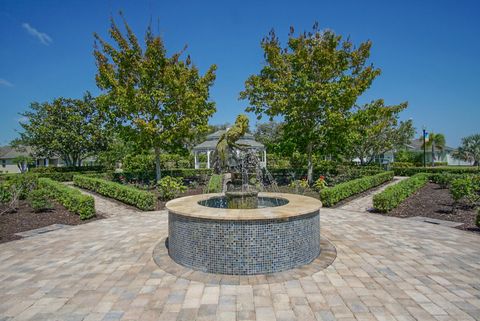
[253,121,294,155]
[453,134,480,166]
[348,100,413,164]
[14,93,109,166]
[94,15,216,180]
[240,23,381,182]
[423,133,446,166]
[12,155,34,173]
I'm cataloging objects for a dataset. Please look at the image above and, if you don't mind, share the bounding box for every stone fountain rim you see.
[165,192,322,221]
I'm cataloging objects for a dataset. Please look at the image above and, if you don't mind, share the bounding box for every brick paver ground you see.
[1,189,479,321]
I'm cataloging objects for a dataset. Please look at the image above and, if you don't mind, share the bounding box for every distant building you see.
[369,138,473,166]
[0,146,96,173]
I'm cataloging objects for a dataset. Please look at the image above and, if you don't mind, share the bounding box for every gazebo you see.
[192,130,267,169]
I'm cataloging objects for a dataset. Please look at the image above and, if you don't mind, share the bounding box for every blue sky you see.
[1,0,479,147]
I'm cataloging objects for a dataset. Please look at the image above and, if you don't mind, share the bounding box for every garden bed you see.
[0,201,102,243]
[385,182,479,234]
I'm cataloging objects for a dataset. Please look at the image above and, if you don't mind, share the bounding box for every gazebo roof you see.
[192,130,265,151]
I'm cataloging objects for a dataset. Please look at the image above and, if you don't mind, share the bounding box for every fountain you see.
[166,114,322,275]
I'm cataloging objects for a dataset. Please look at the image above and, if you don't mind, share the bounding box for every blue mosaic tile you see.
[168,211,320,275]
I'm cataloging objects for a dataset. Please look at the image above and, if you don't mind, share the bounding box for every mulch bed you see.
[0,201,102,244]
[384,182,479,234]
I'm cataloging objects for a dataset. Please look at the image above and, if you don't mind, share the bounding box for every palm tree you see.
[423,133,446,166]
[453,134,480,167]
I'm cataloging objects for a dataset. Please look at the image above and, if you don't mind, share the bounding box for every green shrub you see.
[429,173,459,188]
[373,173,429,213]
[391,162,414,168]
[30,166,104,173]
[157,176,187,201]
[38,178,95,219]
[207,174,223,193]
[393,166,480,176]
[320,171,394,207]
[450,176,480,207]
[434,162,448,166]
[112,169,213,186]
[74,175,156,210]
[27,189,53,212]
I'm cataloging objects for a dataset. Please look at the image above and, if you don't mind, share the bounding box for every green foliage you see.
[38,178,95,219]
[207,174,223,193]
[29,166,105,173]
[74,175,156,210]
[450,176,480,207]
[320,171,394,207]
[394,150,423,165]
[94,14,216,180]
[240,23,381,182]
[348,100,412,164]
[122,153,192,172]
[391,162,415,168]
[12,155,35,173]
[453,134,480,166]
[254,121,294,155]
[373,173,429,213]
[0,174,38,200]
[27,188,53,212]
[112,169,213,186]
[313,176,327,191]
[393,166,480,176]
[0,182,12,204]
[429,173,460,188]
[13,93,109,166]
[157,176,187,201]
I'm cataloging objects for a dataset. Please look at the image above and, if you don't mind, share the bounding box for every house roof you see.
[406,138,455,152]
[192,130,265,151]
[0,146,33,159]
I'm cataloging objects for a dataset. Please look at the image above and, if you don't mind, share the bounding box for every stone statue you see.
[212,114,260,209]
[214,114,249,173]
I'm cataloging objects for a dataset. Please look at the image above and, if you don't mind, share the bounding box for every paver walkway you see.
[1,188,480,321]
[338,177,407,213]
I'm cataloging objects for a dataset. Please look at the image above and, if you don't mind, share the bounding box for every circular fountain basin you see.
[166,192,322,275]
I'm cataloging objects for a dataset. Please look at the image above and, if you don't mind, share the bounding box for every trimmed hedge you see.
[30,166,104,173]
[74,175,156,210]
[373,173,429,213]
[38,178,95,219]
[320,171,394,207]
[393,166,480,176]
[111,168,213,185]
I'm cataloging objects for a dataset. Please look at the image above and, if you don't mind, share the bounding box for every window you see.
[1,160,5,168]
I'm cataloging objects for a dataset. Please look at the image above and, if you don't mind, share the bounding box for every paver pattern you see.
[1,188,480,321]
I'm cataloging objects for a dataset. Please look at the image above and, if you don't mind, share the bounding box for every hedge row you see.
[110,168,213,185]
[38,178,95,219]
[393,166,480,176]
[73,175,156,210]
[373,173,429,213]
[320,171,394,207]
[0,171,101,183]
[30,166,105,173]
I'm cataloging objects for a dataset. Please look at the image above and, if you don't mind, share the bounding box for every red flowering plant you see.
[313,175,327,191]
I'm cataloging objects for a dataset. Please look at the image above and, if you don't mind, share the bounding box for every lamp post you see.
[422,127,428,168]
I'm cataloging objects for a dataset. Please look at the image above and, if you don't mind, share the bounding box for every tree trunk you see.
[307,142,313,184]
[154,147,162,182]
